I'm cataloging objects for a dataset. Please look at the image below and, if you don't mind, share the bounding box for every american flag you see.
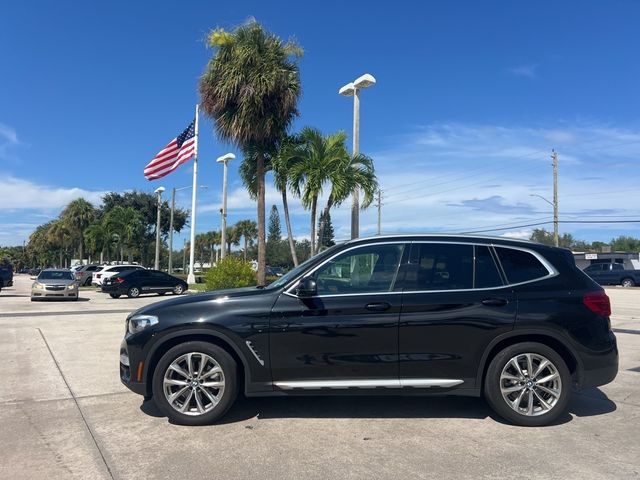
[144,121,196,180]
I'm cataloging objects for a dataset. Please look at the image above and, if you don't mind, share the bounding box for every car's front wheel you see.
[484,342,570,426]
[173,284,185,295]
[152,342,237,425]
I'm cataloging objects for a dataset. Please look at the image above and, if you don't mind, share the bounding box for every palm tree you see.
[103,206,143,262]
[289,128,349,256]
[235,220,258,261]
[317,153,378,248]
[224,226,241,256]
[48,219,71,267]
[199,20,302,285]
[61,198,96,264]
[84,222,108,263]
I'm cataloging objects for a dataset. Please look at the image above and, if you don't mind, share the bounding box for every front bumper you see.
[31,286,78,299]
[120,338,149,396]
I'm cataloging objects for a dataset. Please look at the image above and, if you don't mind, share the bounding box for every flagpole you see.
[187,104,199,285]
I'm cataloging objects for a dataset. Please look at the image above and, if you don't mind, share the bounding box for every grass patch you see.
[188,283,209,292]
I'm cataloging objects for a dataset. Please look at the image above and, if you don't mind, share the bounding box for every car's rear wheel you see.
[621,278,635,288]
[109,293,120,299]
[152,342,237,426]
[173,284,185,295]
[484,342,570,427]
[127,287,140,298]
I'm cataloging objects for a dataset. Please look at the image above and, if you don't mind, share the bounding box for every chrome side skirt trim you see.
[274,379,463,390]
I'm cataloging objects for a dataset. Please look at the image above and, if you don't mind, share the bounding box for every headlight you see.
[67,284,77,290]
[34,283,44,290]
[128,314,159,334]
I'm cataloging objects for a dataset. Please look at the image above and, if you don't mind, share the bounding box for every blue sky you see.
[1,0,639,247]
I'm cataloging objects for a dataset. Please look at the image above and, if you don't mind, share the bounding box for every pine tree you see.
[268,205,282,244]
[317,211,335,250]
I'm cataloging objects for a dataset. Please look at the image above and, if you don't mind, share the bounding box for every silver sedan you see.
[31,269,79,301]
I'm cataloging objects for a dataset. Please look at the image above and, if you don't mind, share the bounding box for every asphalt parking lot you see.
[1,275,639,479]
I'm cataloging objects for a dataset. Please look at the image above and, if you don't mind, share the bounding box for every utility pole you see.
[154,186,165,270]
[552,150,559,247]
[376,189,382,235]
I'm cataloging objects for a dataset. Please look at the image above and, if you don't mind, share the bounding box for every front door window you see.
[312,244,405,295]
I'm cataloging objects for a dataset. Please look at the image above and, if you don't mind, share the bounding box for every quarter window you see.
[495,247,550,284]
[313,244,405,295]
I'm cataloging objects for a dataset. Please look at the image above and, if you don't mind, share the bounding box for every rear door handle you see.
[365,302,391,312]
[481,298,509,307]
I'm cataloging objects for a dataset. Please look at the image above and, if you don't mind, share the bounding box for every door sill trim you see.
[274,379,463,390]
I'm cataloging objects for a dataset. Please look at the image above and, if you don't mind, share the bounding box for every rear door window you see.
[495,247,550,285]
[475,246,503,288]
[408,243,474,291]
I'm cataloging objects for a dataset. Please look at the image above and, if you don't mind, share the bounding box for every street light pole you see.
[154,186,165,270]
[552,150,559,248]
[339,73,376,240]
[529,192,558,247]
[217,153,236,259]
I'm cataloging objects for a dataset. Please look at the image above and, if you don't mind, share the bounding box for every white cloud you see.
[501,229,534,240]
[0,123,18,145]
[0,174,106,210]
[508,63,539,78]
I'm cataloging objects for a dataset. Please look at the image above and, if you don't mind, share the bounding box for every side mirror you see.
[295,277,317,297]
[30,276,36,281]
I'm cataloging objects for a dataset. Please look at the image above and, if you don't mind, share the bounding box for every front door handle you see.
[481,298,509,307]
[365,302,391,312]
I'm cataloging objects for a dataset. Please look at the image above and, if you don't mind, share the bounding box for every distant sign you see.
[585,254,598,260]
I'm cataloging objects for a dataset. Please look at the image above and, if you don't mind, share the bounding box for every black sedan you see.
[102,269,188,298]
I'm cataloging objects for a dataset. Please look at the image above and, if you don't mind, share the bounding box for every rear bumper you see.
[101,284,126,295]
[578,331,618,389]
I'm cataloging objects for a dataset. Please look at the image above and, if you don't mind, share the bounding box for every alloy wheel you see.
[162,352,225,416]
[174,285,184,295]
[499,353,562,417]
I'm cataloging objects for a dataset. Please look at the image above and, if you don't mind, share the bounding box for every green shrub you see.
[205,257,256,290]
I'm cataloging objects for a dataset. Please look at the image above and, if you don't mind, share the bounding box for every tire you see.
[621,278,635,288]
[109,293,120,299]
[158,292,166,296]
[173,284,185,295]
[127,286,140,298]
[152,341,238,426]
[484,342,570,427]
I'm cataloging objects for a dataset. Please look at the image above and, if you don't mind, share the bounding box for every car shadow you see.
[139,387,617,427]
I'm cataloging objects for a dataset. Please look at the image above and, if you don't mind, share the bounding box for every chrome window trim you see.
[283,240,557,299]
[273,378,464,390]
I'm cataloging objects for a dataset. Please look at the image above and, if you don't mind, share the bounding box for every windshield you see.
[38,270,75,281]
[267,244,342,289]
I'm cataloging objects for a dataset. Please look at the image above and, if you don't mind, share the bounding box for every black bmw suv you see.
[120,235,618,426]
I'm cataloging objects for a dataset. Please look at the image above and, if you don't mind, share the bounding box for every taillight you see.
[583,291,611,317]
[114,277,125,284]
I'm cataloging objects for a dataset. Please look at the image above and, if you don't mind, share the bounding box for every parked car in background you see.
[74,264,103,286]
[102,269,187,298]
[31,269,79,301]
[583,263,640,287]
[92,265,145,286]
[266,266,285,277]
[0,263,13,288]
[120,234,618,427]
